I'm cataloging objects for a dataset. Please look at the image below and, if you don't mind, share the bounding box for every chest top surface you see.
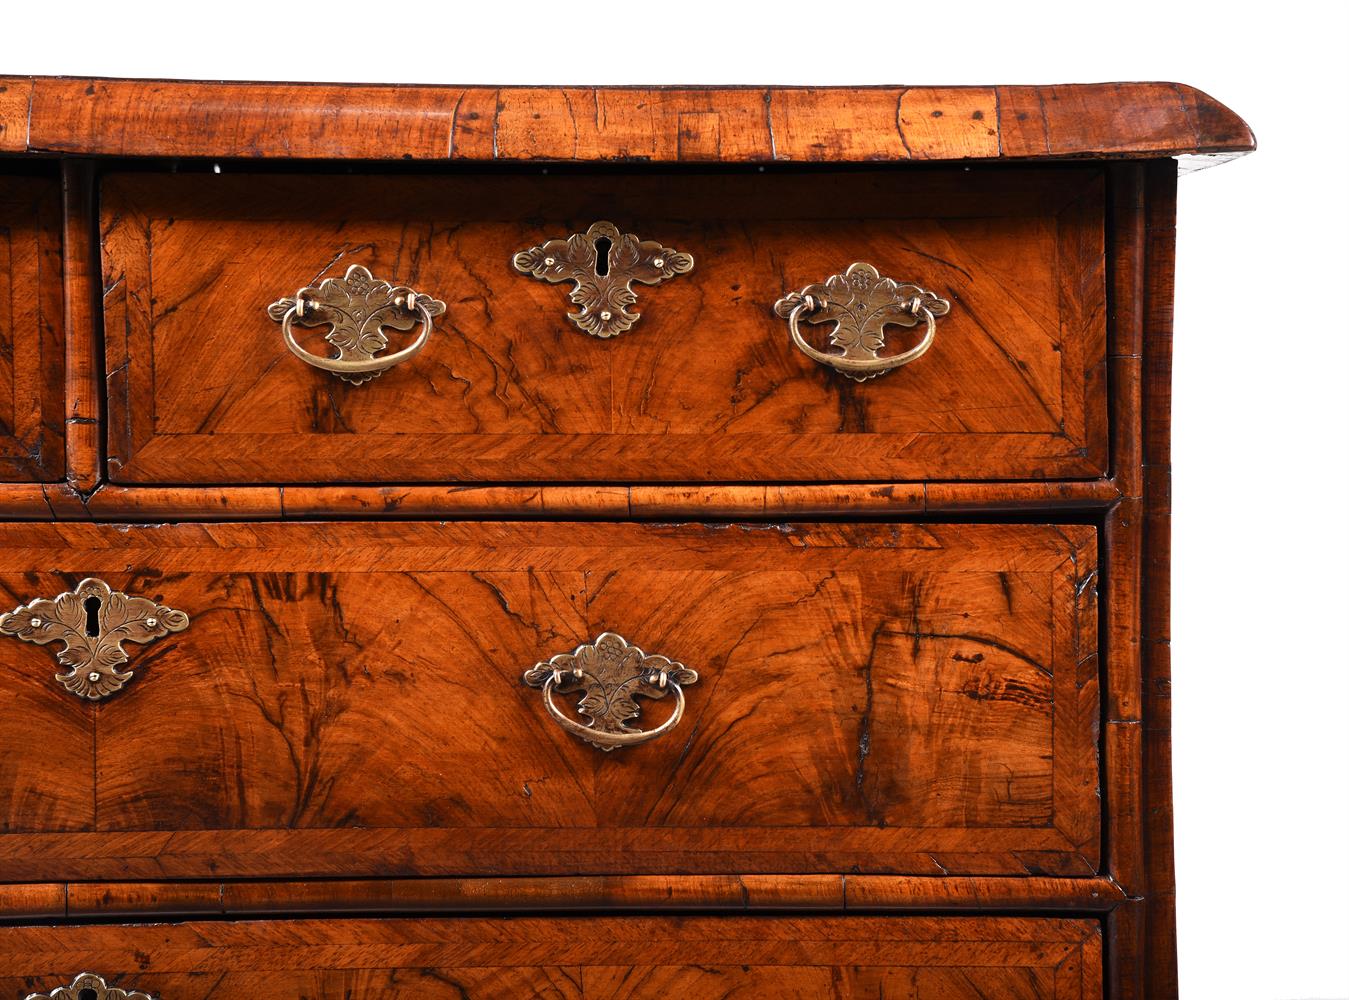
[0,77,1254,165]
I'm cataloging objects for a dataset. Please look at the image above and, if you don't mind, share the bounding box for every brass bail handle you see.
[774,262,951,383]
[522,632,699,752]
[267,264,447,386]
[540,671,689,749]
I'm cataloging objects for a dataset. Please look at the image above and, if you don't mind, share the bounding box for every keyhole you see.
[594,235,612,277]
[79,990,98,1000]
[83,595,102,638]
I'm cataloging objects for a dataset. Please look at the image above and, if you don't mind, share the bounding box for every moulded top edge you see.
[0,77,1254,165]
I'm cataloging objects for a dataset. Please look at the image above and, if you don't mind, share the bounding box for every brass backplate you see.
[0,578,190,700]
[512,221,693,338]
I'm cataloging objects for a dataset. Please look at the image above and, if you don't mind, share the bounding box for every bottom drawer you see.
[4,915,1102,998]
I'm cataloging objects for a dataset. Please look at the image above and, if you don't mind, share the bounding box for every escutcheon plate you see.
[512,221,693,338]
[0,578,189,700]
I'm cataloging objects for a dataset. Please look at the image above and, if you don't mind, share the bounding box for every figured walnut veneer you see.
[0,78,1251,1000]
[0,916,1103,1000]
[0,78,1252,165]
[0,520,1097,880]
[0,177,63,482]
[100,169,1105,484]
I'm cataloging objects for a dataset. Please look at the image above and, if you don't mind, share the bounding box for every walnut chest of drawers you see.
[0,78,1253,999]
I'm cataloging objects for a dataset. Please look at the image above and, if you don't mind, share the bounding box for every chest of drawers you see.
[0,78,1252,998]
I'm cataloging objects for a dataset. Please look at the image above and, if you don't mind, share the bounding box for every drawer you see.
[100,167,1106,484]
[2,915,1103,999]
[0,520,1098,880]
[0,174,63,481]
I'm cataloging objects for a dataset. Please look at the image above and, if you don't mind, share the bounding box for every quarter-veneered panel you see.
[0,521,1098,880]
[101,168,1105,484]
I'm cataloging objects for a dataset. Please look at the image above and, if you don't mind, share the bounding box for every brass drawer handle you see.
[0,578,190,701]
[522,632,698,751]
[267,264,447,385]
[25,972,152,1000]
[775,262,951,382]
[512,221,693,339]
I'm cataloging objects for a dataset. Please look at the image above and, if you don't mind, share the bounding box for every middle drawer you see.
[0,520,1099,880]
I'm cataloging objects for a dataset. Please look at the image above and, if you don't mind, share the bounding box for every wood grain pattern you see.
[0,883,64,920]
[0,483,66,518]
[1099,162,1149,997]
[70,480,1121,521]
[1140,157,1180,998]
[68,480,1120,521]
[847,875,1123,912]
[0,915,1103,999]
[0,73,1232,995]
[60,160,102,494]
[1103,165,1148,918]
[58,874,1123,917]
[0,79,32,154]
[0,478,1125,521]
[1096,159,1182,1000]
[100,168,1107,484]
[0,520,1098,881]
[1,76,1252,165]
[0,560,95,833]
[66,875,844,917]
[0,875,1127,919]
[0,173,64,481]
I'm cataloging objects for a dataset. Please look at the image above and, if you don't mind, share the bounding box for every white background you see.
[8,2,1348,995]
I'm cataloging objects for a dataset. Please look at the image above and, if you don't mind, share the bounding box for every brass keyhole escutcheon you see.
[512,221,693,339]
[0,578,190,701]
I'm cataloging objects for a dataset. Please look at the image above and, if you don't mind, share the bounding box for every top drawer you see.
[101,167,1106,484]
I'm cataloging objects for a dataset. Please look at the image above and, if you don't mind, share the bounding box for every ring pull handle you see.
[774,262,951,382]
[267,264,447,385]
[522,632,698,752]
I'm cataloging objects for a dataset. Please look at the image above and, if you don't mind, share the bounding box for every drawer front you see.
[0,521,1098,879]
[101,168,1105,484]
[0,175,63,482]
[2,915,1103,999]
